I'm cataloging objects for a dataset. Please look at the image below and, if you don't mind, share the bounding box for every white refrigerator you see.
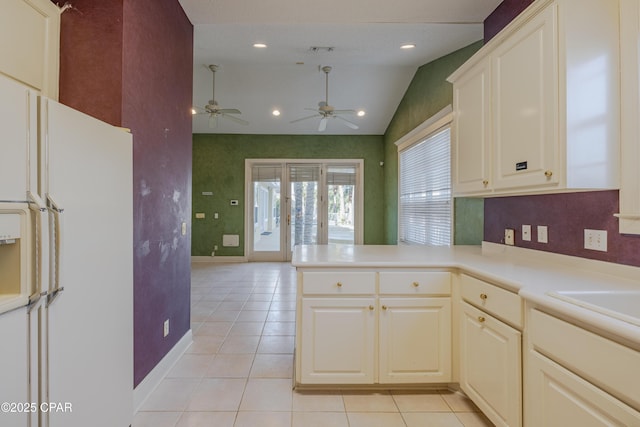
[0,73,133,427]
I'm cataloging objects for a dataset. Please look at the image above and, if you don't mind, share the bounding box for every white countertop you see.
[292,242,640,347]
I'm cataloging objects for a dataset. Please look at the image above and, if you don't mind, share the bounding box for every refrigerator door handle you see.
[46,194,64,306]
[28,191,47,304]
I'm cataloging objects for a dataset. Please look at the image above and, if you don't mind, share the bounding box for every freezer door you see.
[41,99,133,427]
[0,74,38,202]
[0,307,29,427]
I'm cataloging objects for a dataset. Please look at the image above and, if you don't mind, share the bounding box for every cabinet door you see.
[379,298,451,383]
[527,350,640,426]
[492,5,558,191]
[300,298,375,384]
[460,301,522,427]
[0,0,60,98]
[452,58,492,195]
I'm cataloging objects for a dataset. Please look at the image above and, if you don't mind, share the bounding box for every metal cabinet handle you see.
[369,305,374,311]
[478,316,486,323]
[336,282,342,287]
[382,305,388,310]
[544,170,553,178]
[480,293,488,300]
[412,282,419,287]
[482,179,489,186]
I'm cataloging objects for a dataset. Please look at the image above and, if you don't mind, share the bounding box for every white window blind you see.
[399,127,452,246]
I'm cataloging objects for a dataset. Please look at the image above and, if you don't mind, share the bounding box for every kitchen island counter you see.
[293,243,640,347]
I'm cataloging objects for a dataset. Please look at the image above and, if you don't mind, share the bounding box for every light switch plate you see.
[522,225,531,242]
[537,225,548,244]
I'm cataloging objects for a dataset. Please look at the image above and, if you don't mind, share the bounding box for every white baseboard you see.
[191,255,247,263]
[133,329,193,413]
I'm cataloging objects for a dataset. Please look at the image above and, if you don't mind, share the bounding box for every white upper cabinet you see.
[452,58,492,194]
[449,0,621,196]
[0,0,60,99]
[618,0,640,234]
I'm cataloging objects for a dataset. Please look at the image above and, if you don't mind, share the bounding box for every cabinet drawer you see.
[302,271,376,295]
[461,274,522,329]
[379,271,450,295]
[530,309,640,410]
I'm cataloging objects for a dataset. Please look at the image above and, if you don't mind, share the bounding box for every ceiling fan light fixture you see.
[401,43,416,49]
[272,109,281,116]
[357,110,366,117]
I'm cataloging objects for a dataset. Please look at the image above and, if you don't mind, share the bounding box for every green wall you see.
[382,41,485,245]
[192,134,385,256]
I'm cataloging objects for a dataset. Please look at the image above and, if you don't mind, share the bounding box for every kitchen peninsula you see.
[292,243,640,426]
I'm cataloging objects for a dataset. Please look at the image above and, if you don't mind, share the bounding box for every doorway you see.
[246,159,363,261]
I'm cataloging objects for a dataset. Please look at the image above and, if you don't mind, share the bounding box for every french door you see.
[247,159,363,261]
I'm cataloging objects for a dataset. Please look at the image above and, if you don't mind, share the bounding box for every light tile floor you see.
[134,262,495,427]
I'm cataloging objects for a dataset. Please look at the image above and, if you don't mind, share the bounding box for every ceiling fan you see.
[194,64,248,128]
[291,66,359,132]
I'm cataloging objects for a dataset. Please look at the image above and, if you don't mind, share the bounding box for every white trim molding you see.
[395,105,453,152]
[133,330,193,413]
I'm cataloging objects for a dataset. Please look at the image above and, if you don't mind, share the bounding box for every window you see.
[397,109,452,246]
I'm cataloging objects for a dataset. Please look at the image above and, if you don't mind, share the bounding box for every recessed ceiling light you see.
[253,43,267,48]
[357,110,366,117]
[401,44,416,49]
[272,109,281,116]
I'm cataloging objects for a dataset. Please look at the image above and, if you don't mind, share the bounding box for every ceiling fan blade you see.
[208,114,218,128]
[318,117,328,132]
[335,115,359,130]
[218,108,242,114]
[221,113,249,125]
[290,114,319,124]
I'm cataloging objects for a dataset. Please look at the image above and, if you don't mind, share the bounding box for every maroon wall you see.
[57,0,193,387]
[484,0,535,42]
[123,0,193,387]
[482,1,640,267]
[484,191,640,267]
[58,1,124,126]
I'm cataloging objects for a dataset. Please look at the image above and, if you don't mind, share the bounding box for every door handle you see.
[28,192,47,299]
[46,195,65,306]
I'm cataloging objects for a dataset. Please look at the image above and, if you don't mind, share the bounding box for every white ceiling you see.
[180,0,502,135]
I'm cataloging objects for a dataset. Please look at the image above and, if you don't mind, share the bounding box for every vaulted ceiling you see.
[179,0,502,135]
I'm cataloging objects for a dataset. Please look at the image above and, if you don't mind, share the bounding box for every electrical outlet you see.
[537,225,548,244]
[584,229,607,252]
[522,225,532,242]
[504,228,515,246]
[214,245,218,251]
[163,319,170,337]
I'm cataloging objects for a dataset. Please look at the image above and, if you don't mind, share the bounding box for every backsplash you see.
[484,190,640,267]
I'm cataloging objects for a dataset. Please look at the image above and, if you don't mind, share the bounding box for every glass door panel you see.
[251,164,281,256]
[326,165,356,244]
[288,164,320,255]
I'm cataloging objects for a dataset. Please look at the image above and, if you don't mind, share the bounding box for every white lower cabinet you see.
[297,270,452,386]
[379,297,451,383]
[527,350,640,426]
[300,297,376,384]
[460,301,522,427]
[526,308,640,426]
